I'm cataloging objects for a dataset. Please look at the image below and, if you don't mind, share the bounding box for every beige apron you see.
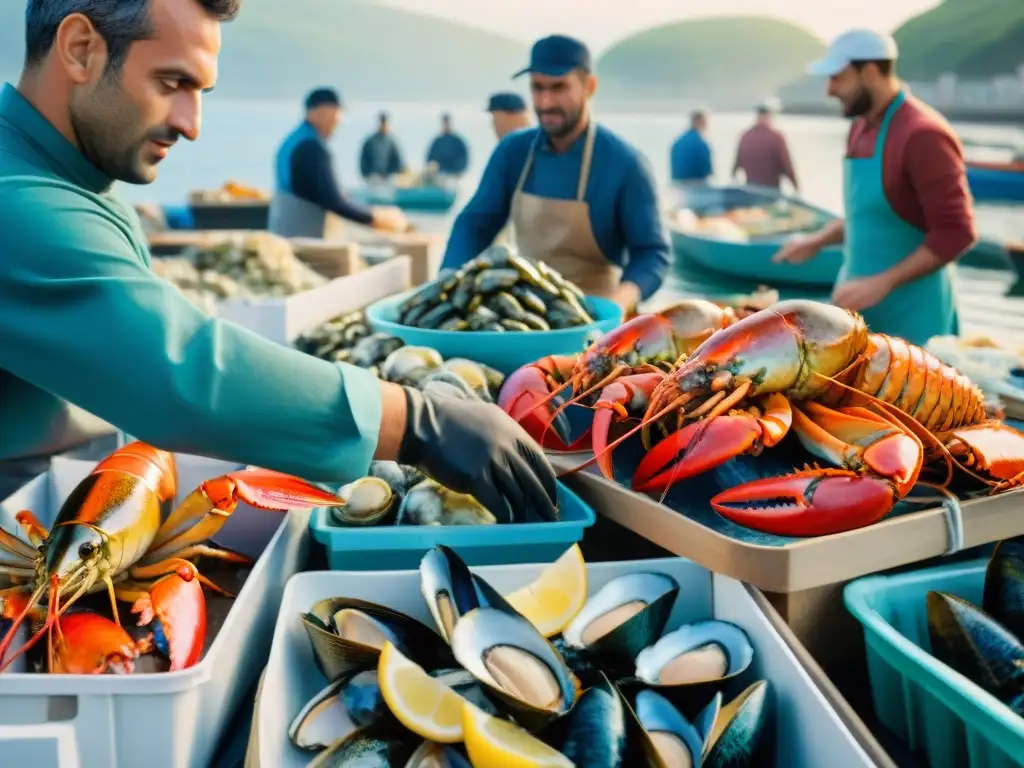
[510,121,621,298]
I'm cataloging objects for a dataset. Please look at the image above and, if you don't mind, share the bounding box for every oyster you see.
[397,480,496,527]
[368,461,426,497]
[380,346,444,386]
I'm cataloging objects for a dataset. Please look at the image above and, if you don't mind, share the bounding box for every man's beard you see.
[536,105,584,139]
[844,88,873,118]
[69,74,178,184]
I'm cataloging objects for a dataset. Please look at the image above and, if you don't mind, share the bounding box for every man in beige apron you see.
[440,36,671,313]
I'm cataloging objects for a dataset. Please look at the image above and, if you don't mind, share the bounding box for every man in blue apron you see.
[442,35,671,314]
[774,29,976,346]
[0,0,558,523]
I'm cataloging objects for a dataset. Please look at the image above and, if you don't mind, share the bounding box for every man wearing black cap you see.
[360,111,407,182]
[443,35,670,313]
[269,88,406,237]
[486,92,530,141]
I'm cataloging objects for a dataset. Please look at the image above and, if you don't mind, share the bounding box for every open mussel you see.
[451,606,578,731]
[927,591,1024,714]
[289,670,397,751]
[405,742,473,767]
[633,689,705,768]
[635,620,754,689]
[307,728,418,768]
[543,672,627,768]
[330,477,397,526]
[983,536,1024,640]
[419,545,517,643]
[703,681,769,768]
[302,598,452,681]
[562,573,680,670]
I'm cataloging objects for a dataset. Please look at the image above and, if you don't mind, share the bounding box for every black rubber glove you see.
[397,386,559,523]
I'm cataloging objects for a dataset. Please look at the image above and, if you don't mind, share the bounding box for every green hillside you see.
[0,0,528,102]
[595,17,826,108]
[893,0,1024,80]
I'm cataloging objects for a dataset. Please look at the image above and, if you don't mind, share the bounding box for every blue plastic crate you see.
[844,560,1024,768]
[309,481,596,570]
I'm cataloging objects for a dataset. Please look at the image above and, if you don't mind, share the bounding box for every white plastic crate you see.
[218,255,412,345]
[254,559,877,768]
[0,454,312,768]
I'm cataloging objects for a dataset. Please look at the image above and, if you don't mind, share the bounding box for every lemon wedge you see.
[505,543,587,637]
[377,641,465,743]
[463,702,575,767]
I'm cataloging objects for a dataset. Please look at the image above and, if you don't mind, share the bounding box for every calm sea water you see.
[122,97,1024,245]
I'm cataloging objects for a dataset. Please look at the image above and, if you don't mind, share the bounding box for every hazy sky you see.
[378,0,942,51]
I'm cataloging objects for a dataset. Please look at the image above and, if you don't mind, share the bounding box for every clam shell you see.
[419,545,517,643]
[301,598,452,681]
[563,573,680,668]
[983,537,1024,640]
[927,591,1024,714]
[330,477,396,526]
[543,672,627,768]
[703,680,770,768]
[635,620,754,688]
[451,606,577,731]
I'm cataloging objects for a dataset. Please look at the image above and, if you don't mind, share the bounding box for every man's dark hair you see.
[25,0,241,71]
[851,59,894,76]
[690,110,706,125]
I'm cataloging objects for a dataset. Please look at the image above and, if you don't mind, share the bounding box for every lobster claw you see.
[497,356,591,452]
[591,372,668,480]
[207,469,347,512]
[710,469,898,537]
[131,571,206,671]
[51,612,143,675]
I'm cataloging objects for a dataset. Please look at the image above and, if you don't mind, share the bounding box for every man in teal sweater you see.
[0,0,558,523]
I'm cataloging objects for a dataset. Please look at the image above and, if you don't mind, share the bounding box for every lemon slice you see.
[463,702,575,767]
[377,642,465,743]
[505,544,587,637]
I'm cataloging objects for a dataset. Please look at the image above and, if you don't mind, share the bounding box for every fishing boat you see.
[668,184,845,287]
[668,184,1013,287]
[966,160,1024,203]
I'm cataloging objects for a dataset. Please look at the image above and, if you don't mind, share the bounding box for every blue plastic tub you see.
[309,481,597,570]
[365,290,623,374]
[844,561,1024,768]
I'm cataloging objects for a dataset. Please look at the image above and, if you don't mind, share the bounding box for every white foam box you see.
[0,454,312,768]
[218,254,412,346]
[252,559,877,768]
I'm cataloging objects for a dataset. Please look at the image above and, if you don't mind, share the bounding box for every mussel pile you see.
[290,544,769,767]
[295,313,505,403]
[329,462,499,527]
[153,233,327,314]
[397,245,596,332]
[926,536,1024,717]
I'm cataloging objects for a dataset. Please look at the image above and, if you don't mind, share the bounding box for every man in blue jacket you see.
[443,35,671,313]
[426,113,469,177]
[0,0,558,523]
[269,88,406,237]
[670,110,713,183]
[360,112,406,181]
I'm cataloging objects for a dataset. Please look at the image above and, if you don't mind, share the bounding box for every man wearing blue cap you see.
[269,88,407,237]
[487,92,530,141]
[443,35,671,312]
[774,29,976,345]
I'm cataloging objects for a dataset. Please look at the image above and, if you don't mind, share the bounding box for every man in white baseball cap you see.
[774,29,976,346]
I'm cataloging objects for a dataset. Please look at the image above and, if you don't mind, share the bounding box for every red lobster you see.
[497,299,751,451]
[0,442,345,673]
[583,299,1024,537]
